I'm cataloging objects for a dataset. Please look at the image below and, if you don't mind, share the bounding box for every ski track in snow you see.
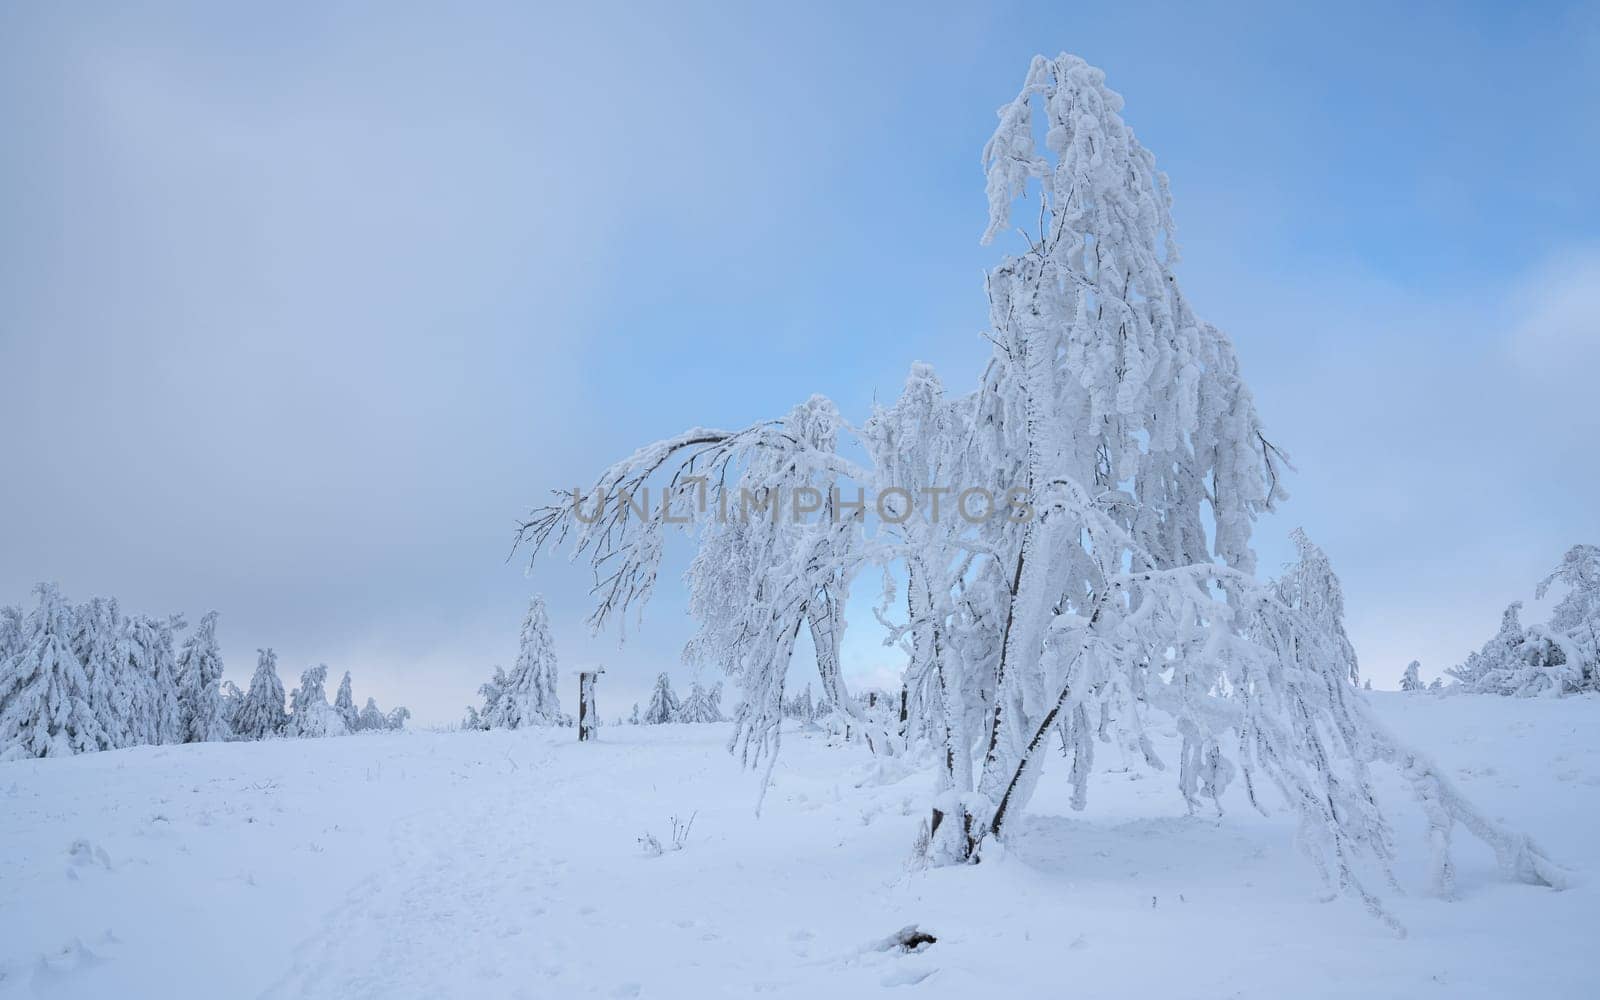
[2,693,1598,999]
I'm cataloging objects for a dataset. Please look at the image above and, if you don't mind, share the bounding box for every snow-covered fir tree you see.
[0,604,20,665]
[628,703,641,725]
[1531,544,1599,693]
[464,666,508,730]
[1447,546,1599,697]
[0,584,103,759]
[474,596,568,728]
[334,670,358,732]
[517,52,1566,924]
[219,679,244,728]
[176,611,227,743]
[286,664,347,738]
[357,696,387,731]
[642,672,680,724]
[233,648,288,739]
[385,706,410,731]
[121,613,185,746]
[1401,660,1424,692]
[677,679,725,724]
[782,684,816,722]
[72,596,127,750]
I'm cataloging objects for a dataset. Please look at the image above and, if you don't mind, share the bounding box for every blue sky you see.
[2,1,1596,721]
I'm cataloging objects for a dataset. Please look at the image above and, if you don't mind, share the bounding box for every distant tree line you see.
[0,582,407,760]
[627,672,725,725]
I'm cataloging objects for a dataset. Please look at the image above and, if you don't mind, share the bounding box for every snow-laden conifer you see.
[358,696,387,732]
[72,596,126,749]
[233,648,288,739]
[642,672,680,724]
[1401,660,1425,692]
[0,584,103,759]
[219,680,244,731]
[334,671,358,732]
[287,664,347,738]
[678,680,725,723]
[0,604,20,664]
[176,611,227,743]
[1447,546,1599,697]
[465,666,508,729]
[489,597,568,727]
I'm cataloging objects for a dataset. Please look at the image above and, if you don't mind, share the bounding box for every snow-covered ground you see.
[2,692,1595,999]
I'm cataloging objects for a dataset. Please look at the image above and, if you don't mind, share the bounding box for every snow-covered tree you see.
[1401,660,1424,692]
[176,611,227,743]
[0,604,20,665]
[517,52,1564,923]
[119,613,185,746]
[0,584,103,759]
[642,672,680,724]
[465,665,508,729]
[233,648,287,739]
[678,679,725,723]
[480,596,568,728]
[1449,604,1526,692]
[1534,544,1599,693]
[334,671,358,732]
[286,664,347,738]
[628,703,641,725]
[1274,530,1361,686]
[219,679,244,731]
[384,706,410,731]
[72,596,127,750]
[783,683,816,722]
[357,696,387,731]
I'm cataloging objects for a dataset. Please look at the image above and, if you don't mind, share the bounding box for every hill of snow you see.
[2,692,1596,998]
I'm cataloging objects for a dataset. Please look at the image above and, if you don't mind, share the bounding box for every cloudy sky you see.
[3,1,1596,722]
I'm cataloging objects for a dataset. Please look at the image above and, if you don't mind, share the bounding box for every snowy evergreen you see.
[1447,545,1599,697]
[73,596,127,750]
[677,680,725,724]
[385,706,410,731]
[642,672,680,724]
[1401,660,1425,692]
[176,611,227,743]
[465,666,508,730]
[782,684,816,722]
[0,584,104,759]
[233,648,288,739]
[472,596,568,729]
[287,664,348,738]
[334,670,358,732]
[119,613,185,746]
[0,604,20,665]
[219,679,244,728]
[358,696,387,732]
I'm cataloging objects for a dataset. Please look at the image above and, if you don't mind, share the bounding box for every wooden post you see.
[578,669,602,742]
